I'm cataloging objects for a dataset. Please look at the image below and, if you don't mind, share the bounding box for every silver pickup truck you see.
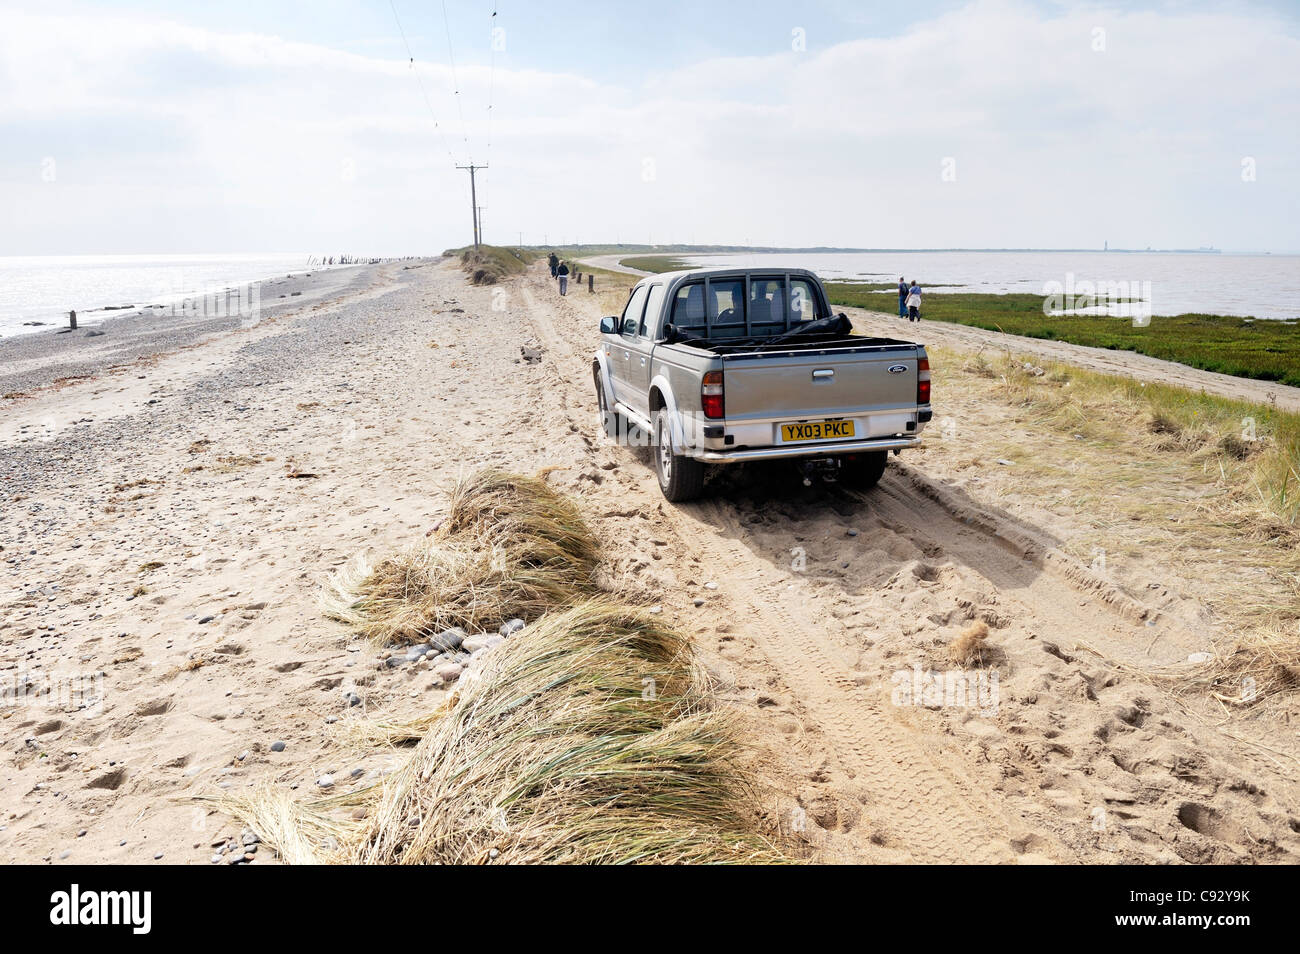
[593,267,932,501]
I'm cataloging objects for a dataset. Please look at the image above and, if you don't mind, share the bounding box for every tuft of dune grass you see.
[226,600,786,865]
[321,469,600,645]
[437,469,600,573]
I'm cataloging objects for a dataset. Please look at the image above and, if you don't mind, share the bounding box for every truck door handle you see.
[812,369,834,379]
[623,350,630,359]
[639,357,646,366]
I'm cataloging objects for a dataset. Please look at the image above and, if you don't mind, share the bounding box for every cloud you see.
[1,1,1297,254]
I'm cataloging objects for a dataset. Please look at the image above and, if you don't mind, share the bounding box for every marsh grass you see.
[829,286,1300,386]
[928,343,1300,701]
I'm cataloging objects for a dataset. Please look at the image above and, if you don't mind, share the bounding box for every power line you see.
[388,0,454,162]
[482,1,499,213]
[486,2,498,161]
[441,0,472,162]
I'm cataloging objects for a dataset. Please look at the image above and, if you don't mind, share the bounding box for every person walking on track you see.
[906,281,922,321]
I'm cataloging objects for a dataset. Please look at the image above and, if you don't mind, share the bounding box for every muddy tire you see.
[840,450,888,490]
[653,411,706,502]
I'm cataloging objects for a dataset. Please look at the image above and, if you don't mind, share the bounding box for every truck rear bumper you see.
[696,435,922,463]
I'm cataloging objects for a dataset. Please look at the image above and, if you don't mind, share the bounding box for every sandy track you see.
[525,279,1017,861]
[522,263,1300,864]
[577,255,653,276]
[3,259,1295,864]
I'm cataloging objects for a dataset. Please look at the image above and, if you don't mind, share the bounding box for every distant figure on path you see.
[906,281,922,322]
[897,276,907,318]
[548,251,559,278]
[557,261,570,296]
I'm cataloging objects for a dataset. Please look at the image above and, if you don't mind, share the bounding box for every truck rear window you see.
[671,276,822,336]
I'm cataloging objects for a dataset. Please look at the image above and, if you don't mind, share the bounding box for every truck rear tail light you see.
[917,357,931,405]
[702,370,724,419]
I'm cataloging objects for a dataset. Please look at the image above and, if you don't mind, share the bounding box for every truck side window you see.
[621,284,649,336]
[671,283,706,329]
[641,284,666,338]
[790,279,819,323]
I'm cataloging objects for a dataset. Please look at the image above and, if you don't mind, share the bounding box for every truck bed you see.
[666,334,916,357]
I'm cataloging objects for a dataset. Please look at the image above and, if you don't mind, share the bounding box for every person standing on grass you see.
[548,251,559,278]
[906,281,922,321]
[897,276,908,318]
[557,261,570,296]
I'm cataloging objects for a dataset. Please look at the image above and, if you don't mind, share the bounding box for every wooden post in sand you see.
[588,274,594,293]
[68,310,77,330]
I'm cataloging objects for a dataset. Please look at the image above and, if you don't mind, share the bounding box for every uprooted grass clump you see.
[226,601,786,864]
[1191,626,1300,704]
[949,620,991,666]
[322,470,600,645]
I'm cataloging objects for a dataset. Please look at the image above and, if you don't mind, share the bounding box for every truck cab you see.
[595,267,932,500]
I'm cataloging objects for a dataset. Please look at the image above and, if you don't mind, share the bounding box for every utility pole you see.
[477,205,486,245]
[456,162,487,248]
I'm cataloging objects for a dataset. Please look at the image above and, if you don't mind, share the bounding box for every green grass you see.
[825,285,1300,388]
[616,255,695,273]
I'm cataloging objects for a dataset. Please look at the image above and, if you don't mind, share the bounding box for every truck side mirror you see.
[599,316,617,334]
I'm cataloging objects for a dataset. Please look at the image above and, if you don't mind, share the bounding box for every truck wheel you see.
[840,451,888,490]
[653,411,706,502]
[594,365,620,439]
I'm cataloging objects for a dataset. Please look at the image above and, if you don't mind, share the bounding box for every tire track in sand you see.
[684,497,1021,863]
[519,269,1022,863]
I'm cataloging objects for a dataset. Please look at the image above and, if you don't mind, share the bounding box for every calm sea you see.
[0,253,324,338]
[681,251,1300,320]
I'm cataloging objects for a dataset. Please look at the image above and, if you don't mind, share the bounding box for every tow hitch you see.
[796,458,842,487]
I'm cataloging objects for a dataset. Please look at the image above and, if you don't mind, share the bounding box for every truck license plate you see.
[781,420,855,442]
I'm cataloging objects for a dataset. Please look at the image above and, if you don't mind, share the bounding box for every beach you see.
[2,256,1298,865]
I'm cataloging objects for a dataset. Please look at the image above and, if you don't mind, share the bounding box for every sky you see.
[1,0,1298,255]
